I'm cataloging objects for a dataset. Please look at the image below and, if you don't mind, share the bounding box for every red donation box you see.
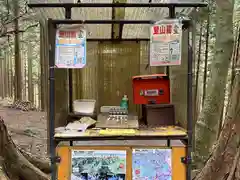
[132,74,170,104]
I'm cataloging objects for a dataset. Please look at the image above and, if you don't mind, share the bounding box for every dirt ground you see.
[0,102,47,157]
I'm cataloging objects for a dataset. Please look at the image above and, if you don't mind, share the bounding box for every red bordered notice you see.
[55,25,86,69]
[150,19,182,66]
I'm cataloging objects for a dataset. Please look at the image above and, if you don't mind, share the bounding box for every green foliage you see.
[0,0,40,85]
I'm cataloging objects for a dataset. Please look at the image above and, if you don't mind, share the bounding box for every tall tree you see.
[195,0,234,168]
[194,22,203,122]
[13,0,22,101]
[170,28,189,128]
[202,13,210,107]
[28,43,34,103]
[40,23,46,110]
[194,42,240,180]
[0,51,3,98]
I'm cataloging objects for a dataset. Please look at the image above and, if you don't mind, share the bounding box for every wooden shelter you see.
[28,1,207,180]
[30,0,202,127]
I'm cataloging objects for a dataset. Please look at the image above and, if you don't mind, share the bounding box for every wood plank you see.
[172,147,186,180]
[55,126,187,138]
[57,146,70,180]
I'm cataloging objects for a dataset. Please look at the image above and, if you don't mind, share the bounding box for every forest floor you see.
[0,100,47,157]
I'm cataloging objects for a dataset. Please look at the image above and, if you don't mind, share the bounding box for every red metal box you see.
[132,74,170,104]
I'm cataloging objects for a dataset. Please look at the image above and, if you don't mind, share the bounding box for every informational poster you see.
[55,26,86,68]
[132,148,172,180]
[71,150,126,180]
[150,19,182,66]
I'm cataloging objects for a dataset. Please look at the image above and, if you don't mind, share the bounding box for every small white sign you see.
[55,25,86,68]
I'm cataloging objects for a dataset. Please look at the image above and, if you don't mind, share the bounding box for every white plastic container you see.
[73,99,96,115]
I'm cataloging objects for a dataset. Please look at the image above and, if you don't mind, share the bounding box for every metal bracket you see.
[181,156,191,164]
[51,156,61,164]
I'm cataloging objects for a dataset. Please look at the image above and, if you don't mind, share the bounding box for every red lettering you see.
[59,31,77,38]
[59,31,65,37]
[70,31,76,37]
[153,26,159,35]
[166,24,172,34]
[159,26,166,34]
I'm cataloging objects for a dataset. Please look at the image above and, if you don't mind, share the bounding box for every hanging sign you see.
[55,25,86,68]
[150,19,182,66]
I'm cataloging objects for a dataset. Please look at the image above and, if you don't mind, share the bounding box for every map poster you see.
[132,148,172,180]
[55,25,86,68]
[150,19,182,66]
[71,150,126,180]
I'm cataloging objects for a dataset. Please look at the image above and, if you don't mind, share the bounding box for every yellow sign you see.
[99,129,136,135]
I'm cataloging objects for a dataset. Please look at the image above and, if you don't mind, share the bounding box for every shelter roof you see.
[28,0,206,39]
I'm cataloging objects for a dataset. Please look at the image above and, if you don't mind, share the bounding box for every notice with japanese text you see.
[55,25,86,68]
[150,19,182,66]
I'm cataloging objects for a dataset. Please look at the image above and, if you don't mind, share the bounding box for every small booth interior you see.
[28,1,207,180]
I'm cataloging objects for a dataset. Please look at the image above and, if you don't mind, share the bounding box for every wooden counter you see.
[54,126,187,140]
[55,126,187,180]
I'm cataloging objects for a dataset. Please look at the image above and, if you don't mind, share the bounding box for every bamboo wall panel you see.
[98,41,140,113]
[72,41,166,115]
[72,42,99,109]
[140,41,155,75]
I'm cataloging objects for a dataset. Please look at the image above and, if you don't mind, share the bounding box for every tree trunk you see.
[40,23,46,111]
[0,117,50,180]
[28,44,34,103]
[6,50,10,97]
[13,0,22,101]
[194,22,203,122]
[195,0,234,168]
[202,14,210,107]
[0,159,10,180]
[9,50,13,98]
[19,149,51,174]
[0,55,3,99]
[170,28,189,128]
[23,43,27,101]
[194,53,240,180]
[224,26,240,119]
[3,50,8,98]
[2,51,6,98]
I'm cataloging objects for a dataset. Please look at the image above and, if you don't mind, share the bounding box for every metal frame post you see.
[186,25,193,180]
[48,18,57,180]
[64,7,73,113]
[166,6,176,77]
